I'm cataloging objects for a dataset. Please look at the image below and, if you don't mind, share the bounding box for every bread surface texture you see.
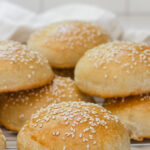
[27,20,111,68]
[17,102,130,150]
[104,94,150,141]
[0,41,54,93]
[75,42,150,98]
[0,76,94,131]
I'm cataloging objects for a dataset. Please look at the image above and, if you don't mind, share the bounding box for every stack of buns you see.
[0,76,93,131]
[75,41,150,141]
[2,20,148,149]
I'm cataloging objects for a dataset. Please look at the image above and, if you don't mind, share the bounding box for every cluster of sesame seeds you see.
[104,97,125,105]
[139,93,150,101]
[1,76,88,119]
[0,41,48,65]
[0,41,49,79]
[87,42,150,79]
[29,101,119,150]
[38,21,109,51]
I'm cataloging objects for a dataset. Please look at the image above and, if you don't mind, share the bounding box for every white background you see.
[3,0,150,30]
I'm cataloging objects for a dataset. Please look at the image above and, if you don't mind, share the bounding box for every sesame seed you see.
[31,21,110,52]
[104,74,108,78]
[0,41,48,66]
[28,74,32,79]
[113,75,117,79]
[86,42,150,77]
[63,146,66,150]
[27,101,119,149]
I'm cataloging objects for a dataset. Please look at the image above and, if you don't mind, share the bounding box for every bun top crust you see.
[75,42,150,98]
[17,102,130,150]
[86,42,150,69]
[27,20,111,68]
[1,76,93,106]
[0,41,47,66]
[0,41,54,92]
[0,76,94,131]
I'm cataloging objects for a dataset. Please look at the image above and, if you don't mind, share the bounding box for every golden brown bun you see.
[27,20,111,68]
[0,41,54,93]
[104,94,150,141]
[0,76,94,132]
[75,42,150,98]
[17,102,130,150]
[53,68,74,79]
[0,129,6,150]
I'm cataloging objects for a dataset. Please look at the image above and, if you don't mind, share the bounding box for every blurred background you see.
[3,0,150,30]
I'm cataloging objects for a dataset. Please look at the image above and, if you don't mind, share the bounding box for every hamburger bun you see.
[75,42,150,98]
[104,94,150,141]
[17,102,130,150]
[27,20,111,68]
[0,41,54,93]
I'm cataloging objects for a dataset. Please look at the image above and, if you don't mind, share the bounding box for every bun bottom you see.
[104,94,150,141]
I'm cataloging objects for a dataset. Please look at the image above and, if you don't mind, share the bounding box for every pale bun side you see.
[104,94,150,141]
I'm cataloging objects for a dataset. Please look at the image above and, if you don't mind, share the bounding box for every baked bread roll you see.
[0,76,94,132]
[27,20,111,68]
[104,94,150,141]
[0,129,6,150]
[75,42,150,98]
[17,102,130,150]
[0,41,54,93]
[53,68,74,79]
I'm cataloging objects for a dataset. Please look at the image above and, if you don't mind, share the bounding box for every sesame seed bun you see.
[0,41,54,93]
[17,102,130,150]
[104,94,150,141]
[27,20,111,68]
[53,68,74,79]
[75,42,150,98]
[0,129,5,150]
[0,76,94,132]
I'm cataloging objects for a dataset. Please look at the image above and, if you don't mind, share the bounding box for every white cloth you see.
[122,29,150,45]
[0,2,123,42]
[0,1,150,45]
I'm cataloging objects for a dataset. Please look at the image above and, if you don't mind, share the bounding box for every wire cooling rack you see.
[2,125,150,150]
